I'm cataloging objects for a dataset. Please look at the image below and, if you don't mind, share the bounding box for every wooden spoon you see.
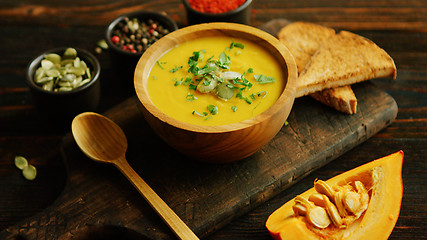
[71,112,199,240]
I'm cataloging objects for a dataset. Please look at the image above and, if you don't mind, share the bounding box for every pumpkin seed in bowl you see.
[33,48,92,92]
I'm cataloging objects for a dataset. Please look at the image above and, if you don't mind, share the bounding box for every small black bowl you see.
[105,10,178,91]
[26,47,101,129]
[182,0,252,25]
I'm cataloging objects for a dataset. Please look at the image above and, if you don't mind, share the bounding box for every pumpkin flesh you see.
[266,151,404,240]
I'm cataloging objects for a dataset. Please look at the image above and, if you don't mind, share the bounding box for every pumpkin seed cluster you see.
[33,48,92,92]
[293,179,370,229]
[14,156,37,181]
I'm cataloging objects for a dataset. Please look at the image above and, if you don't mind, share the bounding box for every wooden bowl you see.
[134,23,297,163]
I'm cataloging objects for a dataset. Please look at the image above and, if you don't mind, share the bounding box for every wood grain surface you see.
[1,1,426,240]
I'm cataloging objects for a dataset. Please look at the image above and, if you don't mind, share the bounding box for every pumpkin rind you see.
[266,151,404,240]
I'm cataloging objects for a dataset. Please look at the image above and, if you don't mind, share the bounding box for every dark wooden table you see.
[1,0,426,239]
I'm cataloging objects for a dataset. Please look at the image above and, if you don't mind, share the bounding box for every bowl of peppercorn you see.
[26,47,101,129]
[182,0,252,25]
[106,10,178,91]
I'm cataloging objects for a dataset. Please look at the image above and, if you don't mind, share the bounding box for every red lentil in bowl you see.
[183,0,252,25]
[188,0,246,14]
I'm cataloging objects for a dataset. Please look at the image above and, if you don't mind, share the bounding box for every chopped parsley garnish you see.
[192,111,207,117]
[246,91,268,104]
[186,93,197,101]
[207,105,218,115]
[190,50,205,62]
[176,76,196,87]
[170,65,183,73]
[174,78,183,86]
[197,64,219,76]
[232,76,253,90]
[218,52,231,69]
[231,106,237,112]
[203,79,212,86]
[257,91,267,98]
[227,40,245,50]
[188,50,206,75]
[189,83,197,90]
[233,42,245,49]
[227,83,237,89]
[157,61,166,70]
[250,93,256,101]
[183,76,193,86]
[242,97,252,104]
[254,74,275,84]
[247,68,254,73]
[236,90,252,104]
[192,105,219,120]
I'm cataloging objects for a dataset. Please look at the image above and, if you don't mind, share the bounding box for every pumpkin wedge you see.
[266,151,404,240]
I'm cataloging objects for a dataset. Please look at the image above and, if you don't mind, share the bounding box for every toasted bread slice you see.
[296,30,397,98]
[278,22,335,74]
[310,85,357,114]
[278,22,358,114]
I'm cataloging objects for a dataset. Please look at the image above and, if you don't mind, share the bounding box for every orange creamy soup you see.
[147,36,285,126]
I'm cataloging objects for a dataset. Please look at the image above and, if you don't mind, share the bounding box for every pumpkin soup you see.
[147,36,285,126]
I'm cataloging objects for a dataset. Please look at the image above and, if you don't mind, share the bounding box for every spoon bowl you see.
[72,112,127,162]
[71,112,199,240]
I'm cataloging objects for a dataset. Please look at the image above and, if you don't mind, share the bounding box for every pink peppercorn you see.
[111,35,120,44]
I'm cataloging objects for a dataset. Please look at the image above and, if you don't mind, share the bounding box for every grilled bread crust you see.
[296,30,397,98]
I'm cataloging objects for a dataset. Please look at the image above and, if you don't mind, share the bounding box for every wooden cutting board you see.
[2,20,397,240]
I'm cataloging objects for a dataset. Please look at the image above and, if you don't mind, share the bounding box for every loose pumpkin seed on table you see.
[33,48,92,92]
[14,155,37,180]
[14,155,28,170]
[22,165,37,181]
[95,39,109,54]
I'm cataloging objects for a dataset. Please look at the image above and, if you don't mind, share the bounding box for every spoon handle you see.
[114,156,200,240]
